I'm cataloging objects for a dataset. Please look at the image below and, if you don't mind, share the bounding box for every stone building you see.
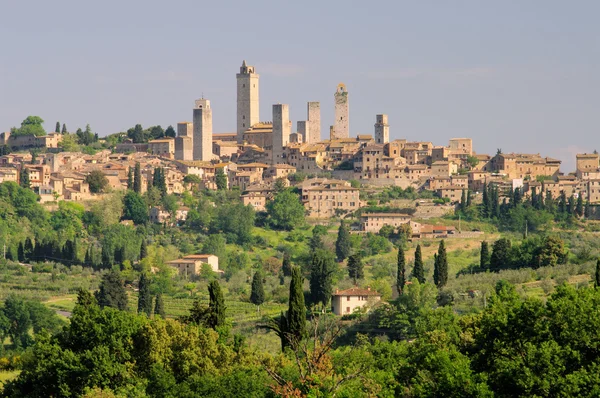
[236,60,260,143]
[374,114,389,144]
[167,254,219,277]
[332,287,381,316]
[271,104,290,165]
[332,83,349,139]
[307,101,321,143]
[175,121,193,161]
[193,99,213,161]
[148,138,175,158]
[300,178,360,218]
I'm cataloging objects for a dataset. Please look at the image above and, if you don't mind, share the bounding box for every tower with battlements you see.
[236,60,260,143]
[333,84,349,139]
[193,99,213,161]
[374,114,389,144]
[272,104,290,164]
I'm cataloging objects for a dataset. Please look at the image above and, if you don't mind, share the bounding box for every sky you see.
[1,0,599,171]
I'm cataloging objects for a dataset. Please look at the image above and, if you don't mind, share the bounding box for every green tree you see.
[137,273,153,316]
[309,249,337,308]
[215,168,227,190]
[490,238,512,272]
[347,253,364,284]
[397,245,406,295]
[140,239,148,260]
[413,244,425,284]
[154,293,166,317]
[123,190,148,224]
[536,235,568,268]
[61,123,67,134]
[282,252,292,277]
[55,121,60,133]
[335,220,352,261]
[576,195,584,217]
[164,125,176,138]
[19,167,30,189]
[207,280,226,329]
[94,269,128,310]
[250,271,265,310]
[133,162,142,193]
[309,225,327,251]
[266,189,305,231]
[85,170,109,193]
[127,167,134,190]
[287,266,307,346]
[480,241,491,271]
[11,115,46,137]
[433,240,448,288]
[596,259,600,289]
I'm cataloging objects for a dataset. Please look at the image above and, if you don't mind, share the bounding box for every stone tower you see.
[236,60,260,143]
[193,99,213,161]
[272,104,290,164]
[175,122,193,161]
[333,83,349,139]
[307,102,321,143]
[297,121,308,143]
[374,114,389,144]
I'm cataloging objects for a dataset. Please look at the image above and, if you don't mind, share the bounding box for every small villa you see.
[166,254,219,277]
[331,287,381,315]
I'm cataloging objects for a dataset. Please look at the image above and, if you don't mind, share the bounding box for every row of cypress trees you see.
[396,240,448,294]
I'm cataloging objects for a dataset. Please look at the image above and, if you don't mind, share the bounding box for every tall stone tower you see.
[297,121,308,143]
[236,60,260,143]
[374,114,389,144]
[193,99,213,161]
[175,122,193,160]
[333,83,349,139]
[272,104,290,164]
[307,102,321,143]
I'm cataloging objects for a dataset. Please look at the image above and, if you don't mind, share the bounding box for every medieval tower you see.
[333,83,349,139]
[374,114,389,144]
[236,60,260,143]
[193,99,213,161]
[175,121,193,161]
[272,104,290,164]
[307,102,321,143]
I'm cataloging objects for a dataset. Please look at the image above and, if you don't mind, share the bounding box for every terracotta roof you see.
[334,287,381,297]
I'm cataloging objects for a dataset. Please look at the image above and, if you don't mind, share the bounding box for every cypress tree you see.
[61,123,67,134]
[55,122,60,133]
[281,252,292,277]
[531,186,538,208]
[133,162,142,193]
[466,189,472,208]
[101,245,112,268]
[137,273,153,316]
[335,220,352,262]
[482,182,489,218]
[95,269,128,310]
[576,195,584,218]
[460,189,467,211]
[309,249,336,308]
[413,244,425,284]
[585,201,591,218]
[347,253,364,284]
[250,271,265,309]
[84,245,92,266]
[127,167,133,190]
[18,242,25,262]
[20,167,30,189]
[396,245,406,295]
[287,266,307,346]
[24,238,34,262]
[434,240,448,288]
[480,241,491,271]
[207,280,225,329]
[154,293,166,318]
[595,259,600,289]
[140,239,148,260]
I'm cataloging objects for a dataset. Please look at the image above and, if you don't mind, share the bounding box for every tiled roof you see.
[334,287,381,296]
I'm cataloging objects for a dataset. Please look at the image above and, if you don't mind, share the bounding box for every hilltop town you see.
[1,60,599,225]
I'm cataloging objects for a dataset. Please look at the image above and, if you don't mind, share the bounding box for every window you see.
[347,296,350,301]
[346,307,350,313]
[243,84,246,87]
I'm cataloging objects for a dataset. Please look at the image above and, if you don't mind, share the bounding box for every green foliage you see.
[11,116,46,137]
[266,189,305,231]
[19,167,30,189]
[397,245,406,295]
[490,238,511,272]
[137,273,153,316]
[207,280,225,329]
[154,293,166,318]
[335,220,351,261]
[480,241,490,271]
[412,244,426,284]
[281,252,292,277]
[123,191,148,225]
[309,249,337,308]
[287,266,307,346]
[215,168,227,190]
[85,170,109,194]
[133,162,142,194]
[250,271,265,307]
[347,254,364,283]
[95,269,128,310]
[433,240,448,288]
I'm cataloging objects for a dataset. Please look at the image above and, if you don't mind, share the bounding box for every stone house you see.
[167,254,219,277]
[359,213,413,233]
[332,287,381,315]
[300,178,360,218]
[241,192,267,211]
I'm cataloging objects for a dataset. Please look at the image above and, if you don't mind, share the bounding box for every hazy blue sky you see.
[2,1,599,170]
